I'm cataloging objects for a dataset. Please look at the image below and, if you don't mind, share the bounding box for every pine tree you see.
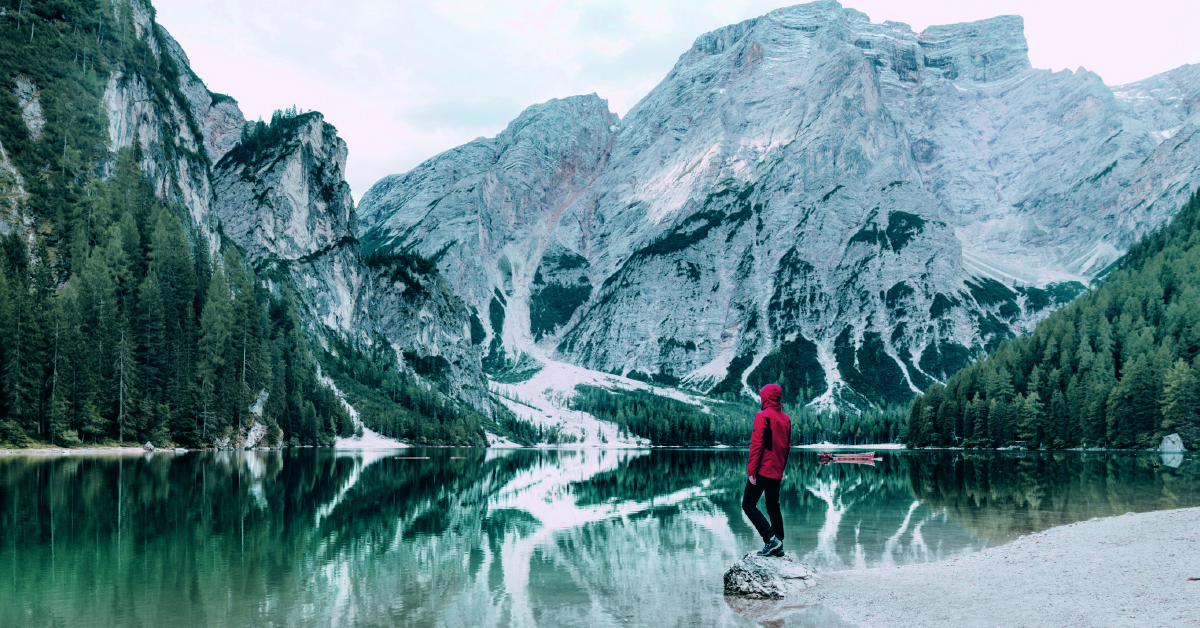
[198,264,232,444]
[0,258,11,424]
[3,235,33,438]
[1049,390,1070,448]
[1018,392,1042,445]
[1161,359,1200,448]
[137,270,167,401]
[114,325,136,442]
[28,239,56,437]
[224,248,266,433]
[46,308,75,446]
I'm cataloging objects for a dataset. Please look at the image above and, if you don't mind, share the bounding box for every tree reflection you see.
[0,449,1195,627]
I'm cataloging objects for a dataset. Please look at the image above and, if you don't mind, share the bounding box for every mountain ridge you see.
[359,0,1200,408]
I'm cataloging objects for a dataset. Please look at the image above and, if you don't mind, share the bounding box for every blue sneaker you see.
[758,536,783,557]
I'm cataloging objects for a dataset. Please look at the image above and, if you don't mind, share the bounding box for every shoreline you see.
[3,443,1194,455]
[797,507,1200,627]
[2,445,177,456]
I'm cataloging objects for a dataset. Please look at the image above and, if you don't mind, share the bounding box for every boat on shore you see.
[818,452,882,466]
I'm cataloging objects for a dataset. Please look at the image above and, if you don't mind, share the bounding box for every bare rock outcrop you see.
[211,113,489,410]
[244,422,269,449]
[723,551,817,598]
[1160,433,1186,452]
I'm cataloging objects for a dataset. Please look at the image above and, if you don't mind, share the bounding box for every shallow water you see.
[1,448,1197,627]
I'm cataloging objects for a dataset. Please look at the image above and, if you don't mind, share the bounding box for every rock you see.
[13,76,44,140]
[1160,433,1187,452]
[723,551,816,598]
[142,441,154,451]
[244,421,268,449]
[173,448,187,453]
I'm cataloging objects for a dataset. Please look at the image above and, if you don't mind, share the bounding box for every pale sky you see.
[154,0,1200,201]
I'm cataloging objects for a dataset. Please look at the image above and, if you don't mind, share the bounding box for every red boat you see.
[818,452,882,466]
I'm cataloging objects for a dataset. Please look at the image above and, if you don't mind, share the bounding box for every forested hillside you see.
[0,0,387,448]
[0,152,355,447]
[905,190,1200,450]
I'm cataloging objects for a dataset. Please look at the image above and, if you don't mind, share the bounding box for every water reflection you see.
[0,449,1196,627]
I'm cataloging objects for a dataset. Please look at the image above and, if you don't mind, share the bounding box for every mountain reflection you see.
[0,449,1196,627]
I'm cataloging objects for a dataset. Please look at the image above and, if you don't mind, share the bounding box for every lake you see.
[1,448,1197,627]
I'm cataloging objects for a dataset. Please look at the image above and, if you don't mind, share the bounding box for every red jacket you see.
[747,384,791,480]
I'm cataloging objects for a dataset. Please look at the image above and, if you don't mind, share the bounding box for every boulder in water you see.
[142,441,154,451]
[723,551,816,598]
[1160,434,1186,452]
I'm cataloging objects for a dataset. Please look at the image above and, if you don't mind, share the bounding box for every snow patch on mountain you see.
[491,360,750,447]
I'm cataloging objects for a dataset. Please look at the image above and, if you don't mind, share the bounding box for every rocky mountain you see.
[0,0,487,441]
[358,1,1200,408]
[210,112,486,408]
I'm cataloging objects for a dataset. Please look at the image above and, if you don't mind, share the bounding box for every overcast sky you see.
[154,0,1200,201]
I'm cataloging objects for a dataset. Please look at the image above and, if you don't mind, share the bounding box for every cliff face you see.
[98,5,243,252]
[358,94,619,370]
[358,1,1200,407]
[211,113,487,409]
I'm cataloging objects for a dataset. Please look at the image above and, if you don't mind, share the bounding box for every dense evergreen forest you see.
[0,152,357,448]
[0,1,378,448]
[905,190,1200,450]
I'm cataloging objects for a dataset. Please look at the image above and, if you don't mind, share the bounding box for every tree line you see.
[905,190,1200,450]
[0,151,354,448]
[571,384,905,446]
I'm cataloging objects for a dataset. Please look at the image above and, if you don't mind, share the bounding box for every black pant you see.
[742,476,783,542]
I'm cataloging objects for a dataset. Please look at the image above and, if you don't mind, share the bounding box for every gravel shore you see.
[2,446,156,456]
[800,507,1200,627]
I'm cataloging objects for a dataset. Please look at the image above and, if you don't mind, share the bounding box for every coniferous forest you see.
[905,191,1200,450]
[0,0,361,448]
[0,152,355,448]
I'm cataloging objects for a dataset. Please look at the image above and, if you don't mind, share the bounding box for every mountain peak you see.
[678,2,1030,85]
[919,15,1030,83]
[504,93,614,135]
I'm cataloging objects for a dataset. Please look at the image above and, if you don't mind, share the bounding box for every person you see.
[742,383,791,557]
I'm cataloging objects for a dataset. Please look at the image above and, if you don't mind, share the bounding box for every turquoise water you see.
[1,449,1197,627]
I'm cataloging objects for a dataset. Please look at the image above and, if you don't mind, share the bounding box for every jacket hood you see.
[759,384,783,411]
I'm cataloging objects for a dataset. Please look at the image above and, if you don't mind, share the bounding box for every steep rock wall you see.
[359,1,1200,406]
[212,113,487,410]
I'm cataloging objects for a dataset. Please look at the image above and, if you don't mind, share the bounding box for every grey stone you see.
[13,76,44,140]
[1160,433,1186,452]
[243,422,269,449]
[142,441,154,451]
[723,551,817,598]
